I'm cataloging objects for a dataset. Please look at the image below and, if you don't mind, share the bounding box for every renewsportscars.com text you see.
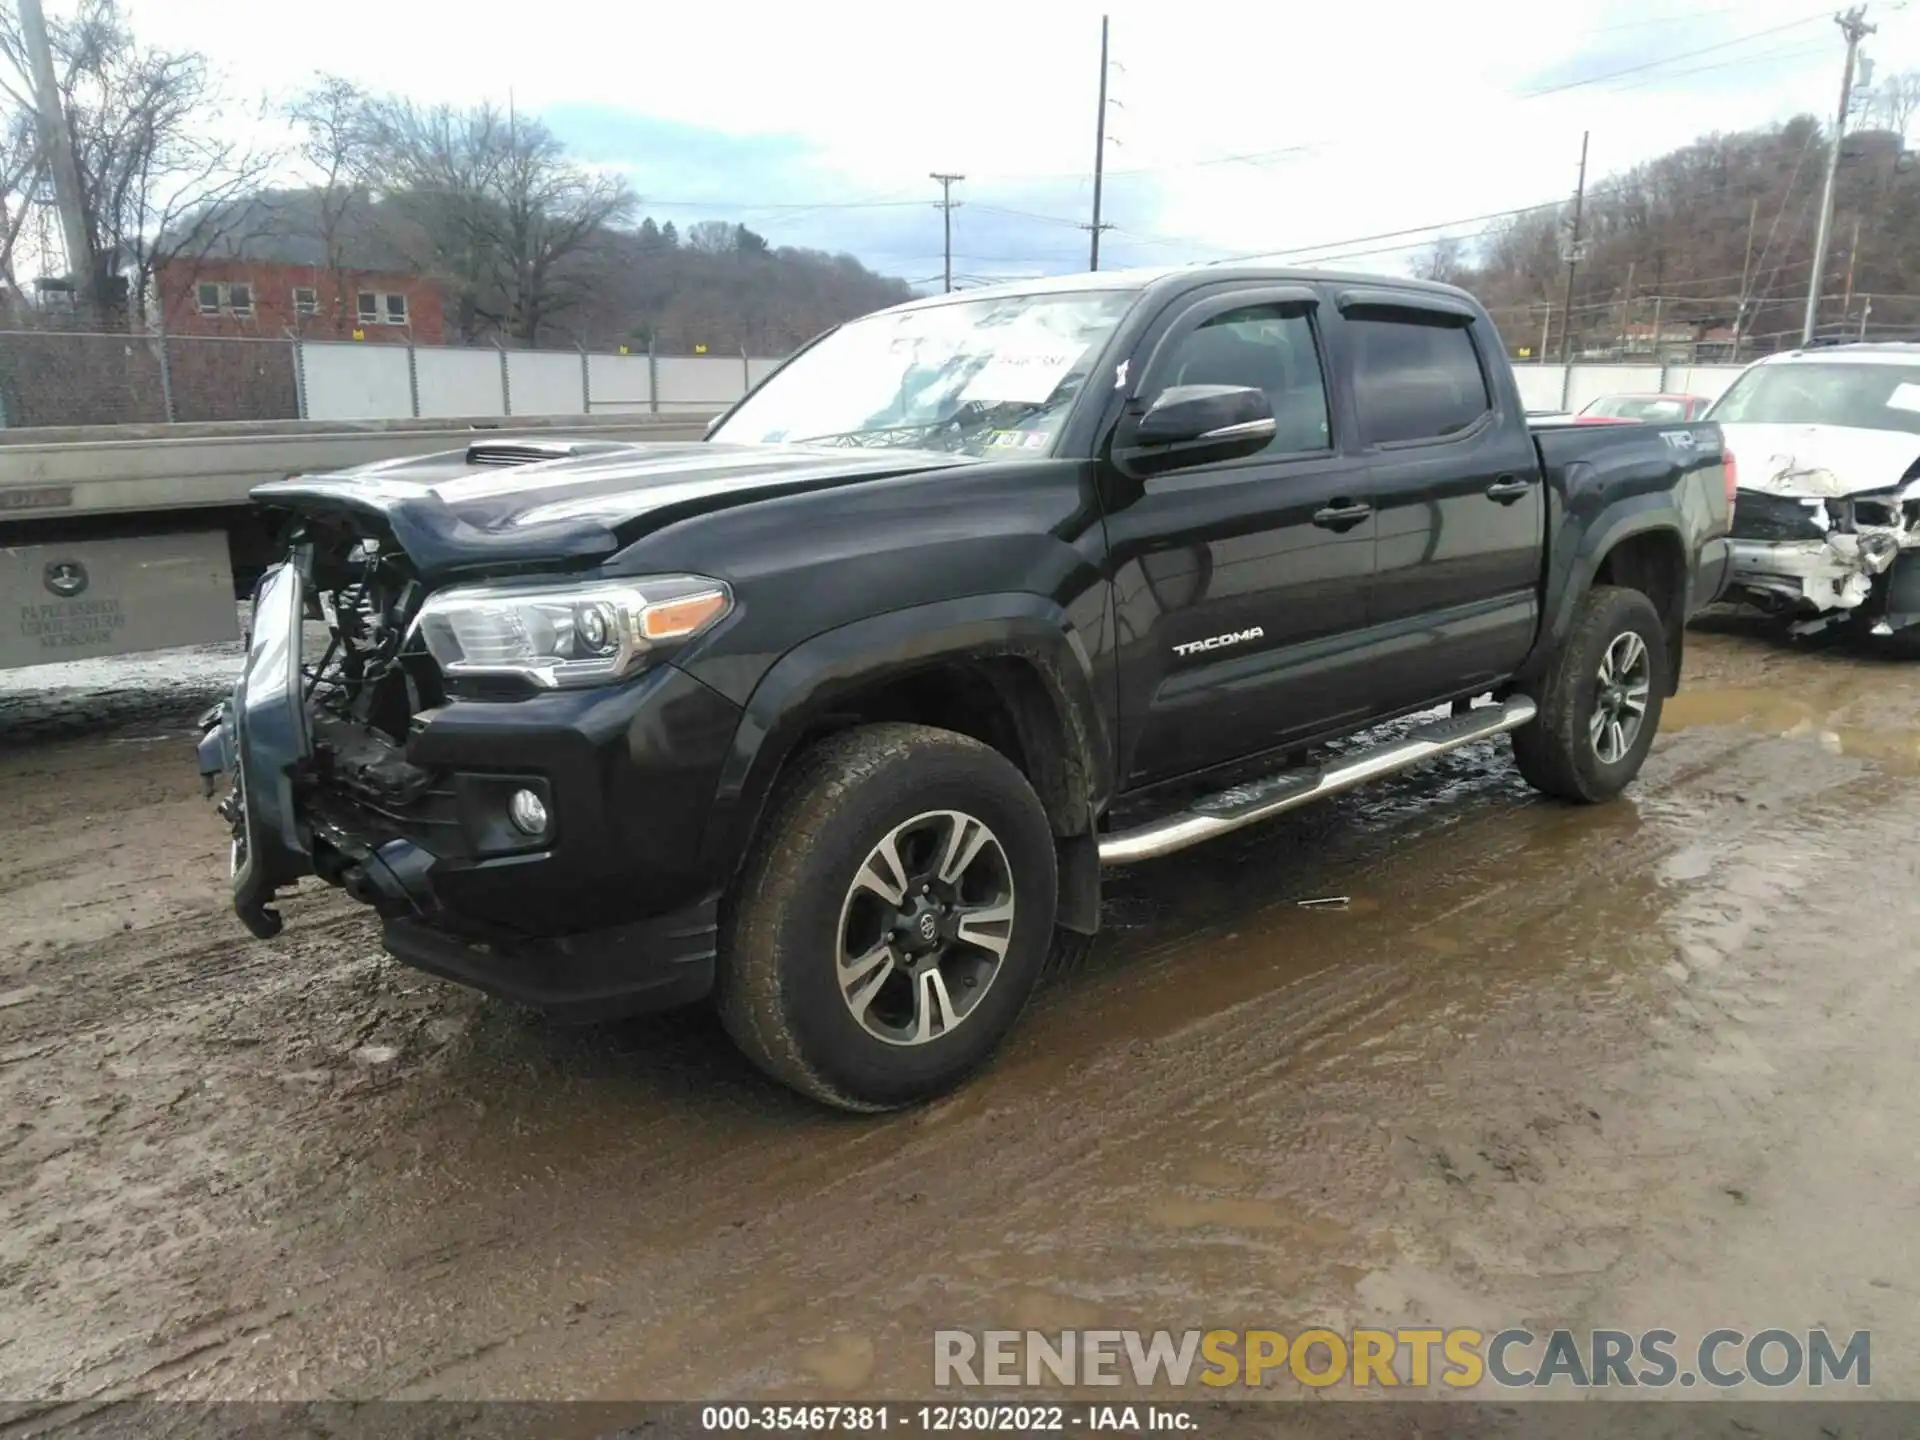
[933,1328,1871,1391]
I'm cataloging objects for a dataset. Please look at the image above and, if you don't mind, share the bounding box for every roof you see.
[1752,342,1920,368]
[881,262,1476,315]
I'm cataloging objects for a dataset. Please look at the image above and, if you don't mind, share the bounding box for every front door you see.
[1102,286,1378,788]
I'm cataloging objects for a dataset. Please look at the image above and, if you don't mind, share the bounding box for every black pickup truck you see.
[198,265,1733,1111]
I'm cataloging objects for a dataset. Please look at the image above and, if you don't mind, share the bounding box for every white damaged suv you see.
[1710,342,1920,648]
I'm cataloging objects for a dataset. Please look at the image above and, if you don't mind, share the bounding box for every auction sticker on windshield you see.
[1886,381,1920,414]
[961,339,1088,406]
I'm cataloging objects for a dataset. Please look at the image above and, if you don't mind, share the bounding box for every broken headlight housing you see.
[411,575,732,689]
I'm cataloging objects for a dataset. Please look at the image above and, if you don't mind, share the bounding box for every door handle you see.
[1312,501,1372,530]
[1485,475,1533,503]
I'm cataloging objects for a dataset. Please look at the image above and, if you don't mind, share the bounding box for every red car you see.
[1575,392,1714,424]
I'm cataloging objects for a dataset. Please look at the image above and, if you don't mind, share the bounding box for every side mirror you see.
[1119,384,1276,475]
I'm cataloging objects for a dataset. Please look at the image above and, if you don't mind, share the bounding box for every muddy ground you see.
[1,618,1916,1418]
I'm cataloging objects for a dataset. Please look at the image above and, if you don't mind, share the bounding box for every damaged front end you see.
[197,531,451,939]
[1726,458,1920,636]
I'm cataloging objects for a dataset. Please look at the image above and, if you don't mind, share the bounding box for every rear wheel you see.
[1512,584,1667,803]
[717,722,1057,1112]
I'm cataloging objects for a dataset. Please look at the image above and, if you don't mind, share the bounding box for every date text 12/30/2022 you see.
[700,1406,1195,1432]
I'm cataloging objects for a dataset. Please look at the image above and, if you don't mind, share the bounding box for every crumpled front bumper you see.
[1726,532,1906,616]
[196,561,314,938]
[194,559,730,1019]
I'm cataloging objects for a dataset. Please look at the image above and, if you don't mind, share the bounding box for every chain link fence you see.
[0,330,779,431]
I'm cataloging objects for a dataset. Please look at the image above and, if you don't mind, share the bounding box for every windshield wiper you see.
[788,423,948,449]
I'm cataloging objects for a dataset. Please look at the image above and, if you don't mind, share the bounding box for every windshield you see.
[1585,395,1689,422]
[709,289,1136,457]
[1706,362,1920,437]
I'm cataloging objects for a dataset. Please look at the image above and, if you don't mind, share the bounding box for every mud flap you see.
[1055,830,1101,935]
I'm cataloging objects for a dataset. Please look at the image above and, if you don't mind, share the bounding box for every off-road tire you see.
[716,722,1057,1112]
[1511,584,1668,803]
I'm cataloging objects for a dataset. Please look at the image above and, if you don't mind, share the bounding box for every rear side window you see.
[1349,314,1492,445]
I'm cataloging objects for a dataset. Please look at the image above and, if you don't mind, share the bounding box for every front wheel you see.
[716,722,1058,1112]
[1511,584,1667,803]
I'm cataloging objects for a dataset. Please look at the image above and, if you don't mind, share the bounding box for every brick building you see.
[154,258,447,344]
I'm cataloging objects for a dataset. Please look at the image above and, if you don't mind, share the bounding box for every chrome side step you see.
[1097,697,1538,867]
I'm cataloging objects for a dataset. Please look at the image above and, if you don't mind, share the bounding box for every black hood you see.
[250,439,975,583]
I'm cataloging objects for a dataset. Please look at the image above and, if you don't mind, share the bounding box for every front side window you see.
[1350,313,1492,445]
[710,289,1136,458]
[1707,362,1920,437]
[1156,303,1330,455]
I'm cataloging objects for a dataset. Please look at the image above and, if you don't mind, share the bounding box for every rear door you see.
[1102,284,1379,787]
[1330,291,1542,714]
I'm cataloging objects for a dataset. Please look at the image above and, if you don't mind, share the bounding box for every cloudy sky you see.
[112,0,1920,286]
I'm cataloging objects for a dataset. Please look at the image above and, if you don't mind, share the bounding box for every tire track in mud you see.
[245,721,1884,1400]
[7,631,1919,1404]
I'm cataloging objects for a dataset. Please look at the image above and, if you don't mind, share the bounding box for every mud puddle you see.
[2,628,1917,1408]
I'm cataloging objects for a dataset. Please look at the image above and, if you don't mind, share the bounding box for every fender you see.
[699,592,1115,883]
[1519,483,1689,689]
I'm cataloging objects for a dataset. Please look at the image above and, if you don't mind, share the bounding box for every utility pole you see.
[1559,131,1590,364]
[1804,5,1876,345]
[930,172,964,293]
[1089,13,1110,271]
[1618,260,1636,354]
[1733,196,1759,360]
[1842,214,1862,318]
[17,0,91,309]
[1537,302,1552,363]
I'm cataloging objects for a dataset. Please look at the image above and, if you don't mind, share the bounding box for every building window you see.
[358,289,409,325]
[195,281,255,318]
[292,286,318,317]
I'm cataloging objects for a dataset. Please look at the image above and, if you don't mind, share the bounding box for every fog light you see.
[507,788,549,837]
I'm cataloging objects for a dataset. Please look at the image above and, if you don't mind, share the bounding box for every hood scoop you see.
[463,438,632,468]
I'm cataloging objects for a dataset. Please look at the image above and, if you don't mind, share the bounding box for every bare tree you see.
[0,104,40,303]
[1867,70,1920,139]
[285,73,373,331]
[1411,234,1471,286]
[360,97,633,344]
[0,0,277,328]
[685,219,735,255]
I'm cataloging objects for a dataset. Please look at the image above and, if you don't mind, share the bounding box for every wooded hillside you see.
[1427,111,1920,360]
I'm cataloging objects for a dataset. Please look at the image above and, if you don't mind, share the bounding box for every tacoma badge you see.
[1173,626,1265,657]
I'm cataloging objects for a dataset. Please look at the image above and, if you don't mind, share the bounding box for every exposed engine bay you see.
[1727,457,1920,636]
[251,528,451,911]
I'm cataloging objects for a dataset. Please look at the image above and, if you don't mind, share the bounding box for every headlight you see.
[411,575,732,688]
